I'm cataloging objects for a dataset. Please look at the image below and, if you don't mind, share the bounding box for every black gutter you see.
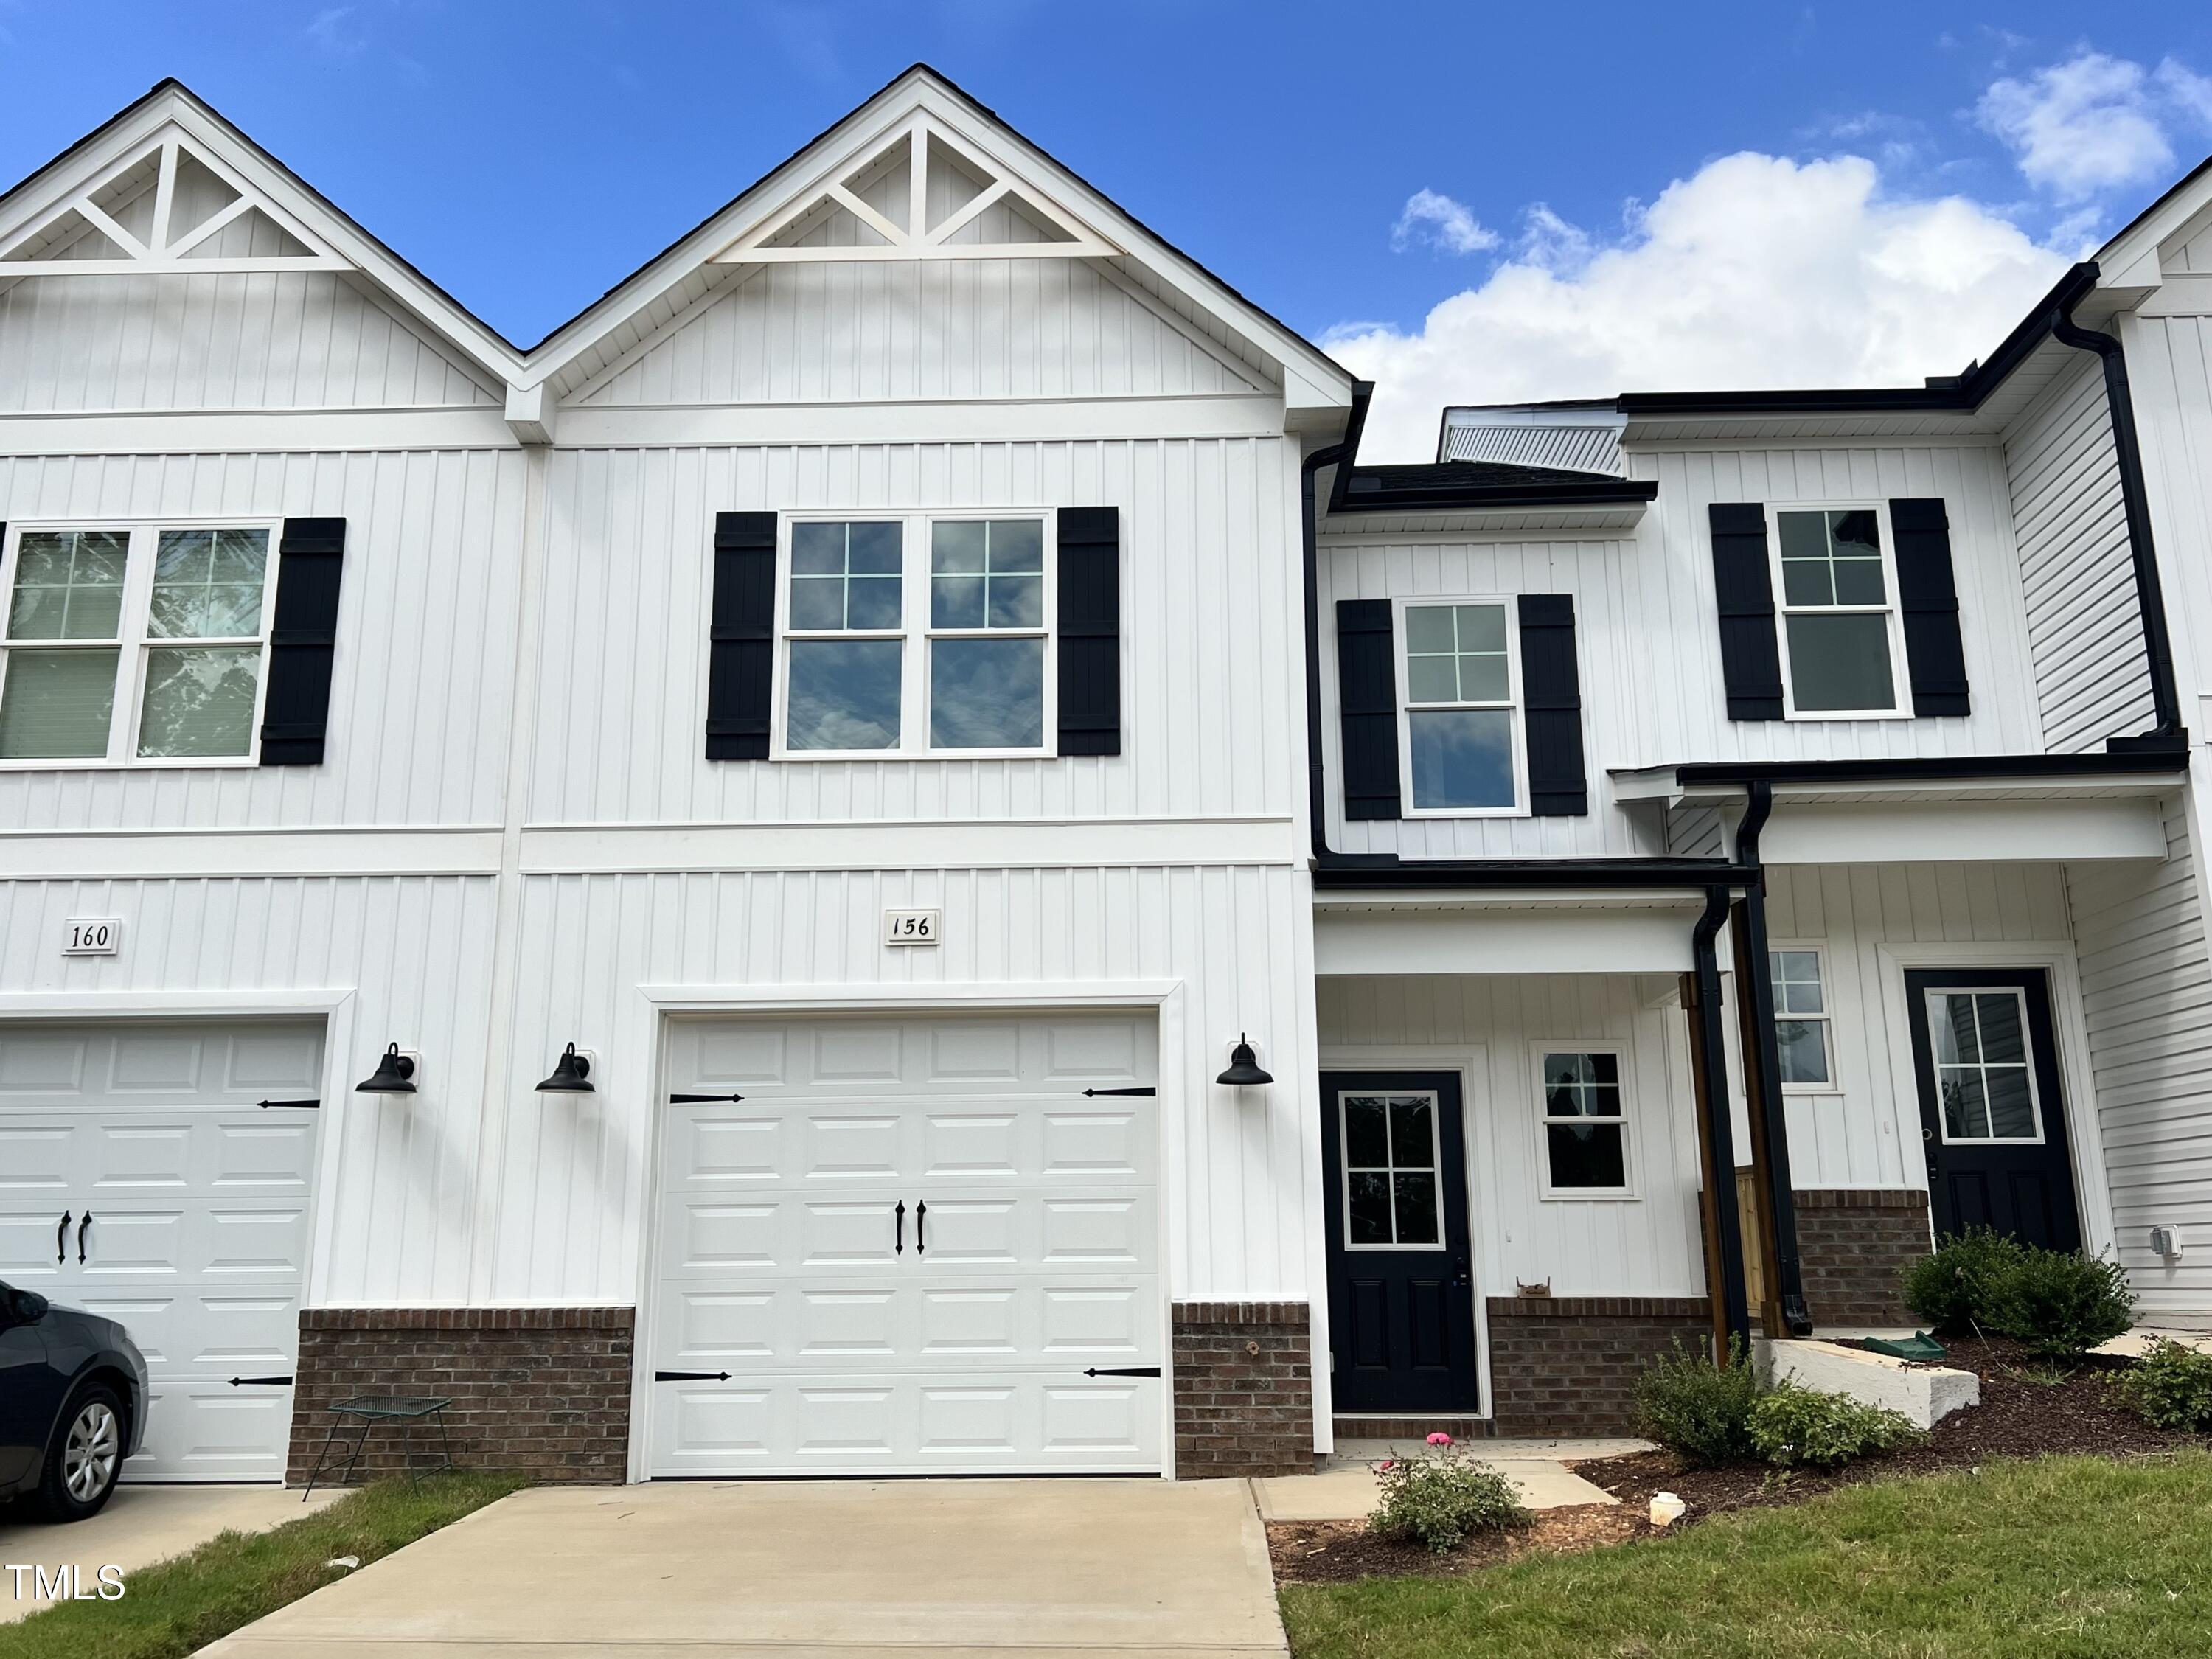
[1332,475,1658,512]
[1691,886,1753,1353]
[1667,751,2188,787]
[2053,290,2188,748]
[1728,784,1812,1337]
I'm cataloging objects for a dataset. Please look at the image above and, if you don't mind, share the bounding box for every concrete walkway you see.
[0,1484,344,1623]
[1253,1438,1643,1523]
[203,1478,1287,1658]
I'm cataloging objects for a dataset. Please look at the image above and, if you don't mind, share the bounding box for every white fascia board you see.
[1759,797,2167,864]
[1315,905,1695,975]
[2098,164,2212,295]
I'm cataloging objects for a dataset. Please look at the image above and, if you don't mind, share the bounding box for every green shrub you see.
[1635,1337,1764,1466]
[1981,1248,2136,1358]
[2113,1338,2212,1430]
[1368,1444,1531,1554]
[1901,1228,2026,1333]
[1747,1383,1925,1468]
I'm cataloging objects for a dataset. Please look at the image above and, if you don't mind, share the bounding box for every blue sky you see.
[4,3,2211,455]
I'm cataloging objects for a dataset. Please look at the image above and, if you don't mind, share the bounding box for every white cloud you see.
[1328,151,2067,462]
[1976,52,2173,200]
[2161,57,2212,130]
[1391,189,1499,255]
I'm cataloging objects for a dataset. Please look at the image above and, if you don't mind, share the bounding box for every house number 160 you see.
[63,918,123,956]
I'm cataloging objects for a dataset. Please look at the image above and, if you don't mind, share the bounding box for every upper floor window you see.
[779,514,1052,759]
[1397,597,1523,814]
[0,523,276,766]
[1772,507,1906,718]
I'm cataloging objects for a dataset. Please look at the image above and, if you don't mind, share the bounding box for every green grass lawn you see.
[1281,1453,2212,1658]
[0,1471,522,1659]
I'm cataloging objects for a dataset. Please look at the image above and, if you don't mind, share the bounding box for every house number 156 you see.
[884,908,940,946]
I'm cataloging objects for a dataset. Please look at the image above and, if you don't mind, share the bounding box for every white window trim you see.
[768,509,1058,761]
[1923,984,2049,1147]
[1771,941,1843,1097]
[1530,1040,1637,1200]
[0,516,281,771]
[1335,1085,1449,1253]
[1765,501,1913,723]
[1391,592,1528,818]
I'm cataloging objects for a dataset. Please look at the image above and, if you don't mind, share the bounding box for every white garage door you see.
[648,1012,1161,1477]
[0,1020,323,1483]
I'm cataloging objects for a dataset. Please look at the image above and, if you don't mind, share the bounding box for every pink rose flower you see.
[1426,1432,1453,1447]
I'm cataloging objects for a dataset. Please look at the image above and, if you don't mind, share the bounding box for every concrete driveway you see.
[203,1477,1287,1658]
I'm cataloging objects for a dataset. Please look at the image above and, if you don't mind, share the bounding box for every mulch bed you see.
[1269,1336,2208,1585]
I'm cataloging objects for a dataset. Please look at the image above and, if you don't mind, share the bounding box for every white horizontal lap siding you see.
[0,448,525,830]
[1640,444,2044,762]
[570,259,1269,406]
[479,864,1318,1309]
[0,272,497,411]
[0,873,498,1306]
[1316,534,1655,860]
[2066,799,2212,1310]
[1317,973,1705,1297]
[1765,861,2073,1189]
[2000,356,2153,751]
[530,437,1301,827]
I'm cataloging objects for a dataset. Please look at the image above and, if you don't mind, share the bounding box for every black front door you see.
[1320,1071,1480,1413]
[1905,968,2082,1251]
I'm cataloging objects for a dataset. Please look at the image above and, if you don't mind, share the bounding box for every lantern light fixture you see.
[355,1043,419,1094]
[535,1043,595,1093]
[1215,1033,1273,1088]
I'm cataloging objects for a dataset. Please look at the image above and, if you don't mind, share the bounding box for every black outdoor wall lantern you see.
[536,1043,596,1093]
[355,1043,419,1093]
[1216,1033,1273,1088]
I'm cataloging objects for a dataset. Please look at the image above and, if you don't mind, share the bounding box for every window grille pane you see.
[1408,707,1513,809]
[930,521,986,573]
[1392,1172,1439,1243]
[1781,556,1835,606]
[790,521,846,574]
[1388,1096,1435,1166]
[9,529,126,641]
[1454,604,1506,653]
[845,575,903,630]
[136,645,260,757]
[930,637,1043,749]
[1404,605,1455,653]
[1974,993,2026,1065]
[1938,1068,1986,1139]
[987,519,1043,573]
[1546,1122,1626,1189]
[1832,557,1888,605]
[845,521,902,574]
[1456,651,1510,702]
[1406,654,1458,703]
[1343,1097,1389,1167]
[1930,995,1979,1065]
[1784,613,1895,711]
[787,578,846,630]
[0,647,118,757]
[1776,511,1829,562]
[787,639,900,750]
[1347,1171,1393,1244]
[1828,510,1882,559]
[987,574,1042,629]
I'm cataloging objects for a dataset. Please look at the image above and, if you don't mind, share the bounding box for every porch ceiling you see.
[1314,891,1705,975]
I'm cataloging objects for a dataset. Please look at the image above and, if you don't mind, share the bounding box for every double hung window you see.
[1772,507,1905,717]
[1397,597,1522,813]
[0,522,277,765]
[779,514,1052,757]
[1537,1048,1630,1195]
[1770,948,1835,1089]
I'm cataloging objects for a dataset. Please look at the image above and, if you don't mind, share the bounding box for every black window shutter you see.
[1336,598,1402,821]
[705,512,777,759]
[1517,594,1587,815]
[1057,507,1121,757]
[1708,502,1784,720]
[1889,498,1970,717]
[260,517,347,766]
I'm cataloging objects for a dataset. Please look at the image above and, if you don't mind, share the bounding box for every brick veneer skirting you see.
[1485,1296,1711,1435]
[1794,1189,1933,1328]
[1171,1301,1314,1477]
[287,1307,635,1486]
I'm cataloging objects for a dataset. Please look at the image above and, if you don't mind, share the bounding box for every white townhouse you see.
[1,66,2210,1489]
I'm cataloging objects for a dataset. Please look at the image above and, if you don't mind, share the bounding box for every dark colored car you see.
[0,1279,147,1520]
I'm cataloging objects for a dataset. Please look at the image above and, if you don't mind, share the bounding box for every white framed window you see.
[1770,947,1837,1092]
[0,520,279,768]
[1924,987,2045,1144]
[1533,1045,1633,1197]
[1394,595,1524,815]
[1337,1088,1446,1250]
[1768,504,1910,720]
[773,511,1054,759]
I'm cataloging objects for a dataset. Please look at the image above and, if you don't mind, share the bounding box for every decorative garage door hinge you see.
[227,1375,295,1386]
[1081,1086,1155,1097]
[669,1093,745,1104]
[1082,1366,1161,1378]
[257,1098,321,1109]
[654,1369,733,1382]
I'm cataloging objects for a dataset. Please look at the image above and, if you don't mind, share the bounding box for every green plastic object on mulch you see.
[1862,1332,1950,1361]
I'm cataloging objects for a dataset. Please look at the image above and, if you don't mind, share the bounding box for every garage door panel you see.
[130,1384,293,1480]
[207,1121,318,1190]
[651,1012,1160,1476]
[0,1208,69,1281]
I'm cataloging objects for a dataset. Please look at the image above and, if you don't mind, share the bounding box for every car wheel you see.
[35,1382,125,1521]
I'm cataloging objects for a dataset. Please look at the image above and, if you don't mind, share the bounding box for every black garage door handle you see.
[56,1210,70,1265]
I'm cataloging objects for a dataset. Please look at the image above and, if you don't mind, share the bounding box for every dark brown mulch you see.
[1581,1335,2208,1523]
[1267,1503,1647,1587]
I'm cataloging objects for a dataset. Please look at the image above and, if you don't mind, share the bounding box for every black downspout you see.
[1731,783,1814,1336]
[2052,286,2188,749]
[1692,886,1753,1354]
[1303,400,1367,866]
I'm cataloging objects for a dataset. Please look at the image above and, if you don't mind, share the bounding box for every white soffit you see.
[1314,900,1700,976]
[1758,797,2167,865]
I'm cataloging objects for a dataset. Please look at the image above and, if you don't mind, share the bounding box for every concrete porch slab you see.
[0,1484,346,1624]
[201,1478,1287,1658]
[1256,1453,1622,1523]
[2097,1327,2212,1359]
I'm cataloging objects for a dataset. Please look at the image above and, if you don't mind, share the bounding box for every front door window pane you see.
[0,648,118,758]
[787,639,901,750]
[1929,991,2041,1143]
[1341,1092,1444,1248]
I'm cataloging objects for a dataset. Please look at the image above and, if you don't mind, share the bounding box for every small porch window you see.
[1537,1048,1630,1196]
[1770,948,1834,1090]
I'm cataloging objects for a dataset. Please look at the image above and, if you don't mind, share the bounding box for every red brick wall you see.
[288,1307,633,1486]
[1485,1296,1711,1435]
[1171,1300,1313,1477]
[1795,1189,1933,1328]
